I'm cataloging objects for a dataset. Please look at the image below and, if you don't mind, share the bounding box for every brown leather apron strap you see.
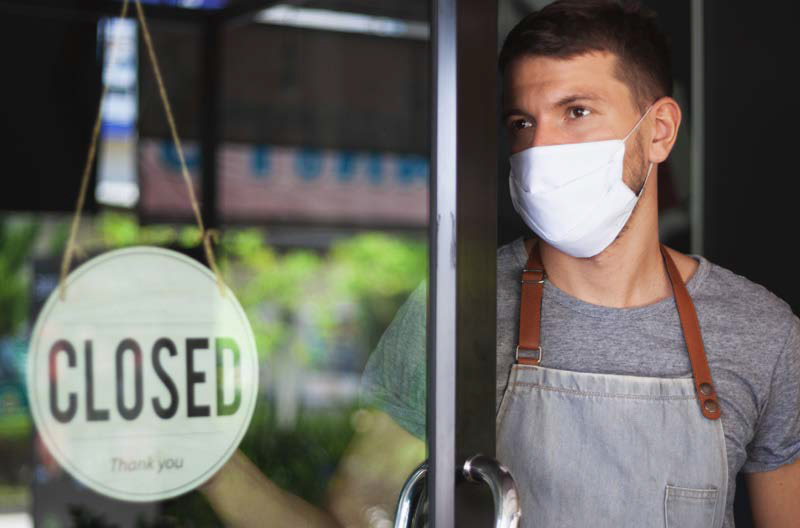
[660,245,721,420]
[517,243,545,366]
[516,241,721,420]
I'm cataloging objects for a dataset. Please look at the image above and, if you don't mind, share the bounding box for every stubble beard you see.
[608,133,651,248]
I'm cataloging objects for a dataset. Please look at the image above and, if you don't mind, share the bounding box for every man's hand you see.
[200,409,425,528]
[200,449,343,528]
[745,458,800,527]
[325,409,426,526]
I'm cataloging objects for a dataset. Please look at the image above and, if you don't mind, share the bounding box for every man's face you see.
[502,51,650,192]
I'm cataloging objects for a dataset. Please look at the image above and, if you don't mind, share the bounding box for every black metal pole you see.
[200,17,221,235]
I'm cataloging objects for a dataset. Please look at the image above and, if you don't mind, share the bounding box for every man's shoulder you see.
[695,256,797,339]
[497,236,527,270]
[698,257,792,312]
[496,237,528,305]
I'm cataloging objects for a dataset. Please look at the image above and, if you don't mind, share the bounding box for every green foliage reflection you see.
[0,211,427,521]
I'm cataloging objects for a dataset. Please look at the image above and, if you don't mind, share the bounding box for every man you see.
[361,1,800,526]
[203,1,799,526]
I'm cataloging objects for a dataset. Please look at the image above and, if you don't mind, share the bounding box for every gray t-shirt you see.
[360,236,800,525]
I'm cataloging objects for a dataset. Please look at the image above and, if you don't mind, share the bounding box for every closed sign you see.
[27,247,259,502]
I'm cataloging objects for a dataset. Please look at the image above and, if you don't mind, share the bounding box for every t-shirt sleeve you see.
[358,280,427,440]
[742,315,800,472]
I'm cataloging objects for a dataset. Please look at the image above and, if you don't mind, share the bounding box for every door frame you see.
[428,0,499,525]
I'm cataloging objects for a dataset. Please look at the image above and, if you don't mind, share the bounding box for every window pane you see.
[0,1,430,526]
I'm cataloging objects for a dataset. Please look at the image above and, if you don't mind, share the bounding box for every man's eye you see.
[568,107,591,119]
[510,119,533,130]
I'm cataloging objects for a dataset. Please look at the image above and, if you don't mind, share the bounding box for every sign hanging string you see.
[59,0,226,299]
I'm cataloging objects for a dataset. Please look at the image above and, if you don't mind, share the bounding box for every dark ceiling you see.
[0,0,428,25]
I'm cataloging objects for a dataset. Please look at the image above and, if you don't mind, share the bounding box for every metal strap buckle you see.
[521,268,545,284]
[515,345,542,363]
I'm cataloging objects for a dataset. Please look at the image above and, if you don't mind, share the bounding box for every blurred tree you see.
[0,219,39,336]
[328,233,426,353]
[1,211,427,523]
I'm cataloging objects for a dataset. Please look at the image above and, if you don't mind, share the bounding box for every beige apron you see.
[496,243,728,527]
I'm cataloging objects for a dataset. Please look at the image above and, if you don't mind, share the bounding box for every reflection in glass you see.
[0,211,428,526]
[1,0,430,524]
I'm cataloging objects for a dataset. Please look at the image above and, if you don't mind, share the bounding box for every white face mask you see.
[509,106,654,258]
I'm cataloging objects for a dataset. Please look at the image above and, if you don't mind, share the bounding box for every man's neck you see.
[524,186,697,308]
[535,235,668,308]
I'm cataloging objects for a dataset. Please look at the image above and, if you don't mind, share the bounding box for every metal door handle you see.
[462,454,521,528]
[394,461,428,528]
[394,455,520,528]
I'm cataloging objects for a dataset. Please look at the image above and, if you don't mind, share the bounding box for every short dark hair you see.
[498,0,673,110]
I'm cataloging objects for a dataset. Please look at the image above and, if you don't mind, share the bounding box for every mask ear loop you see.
[636,162,654,197]
[623,104,654,143]
[623,104,655,197]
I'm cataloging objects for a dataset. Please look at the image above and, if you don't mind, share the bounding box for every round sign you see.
[27,247,259,502]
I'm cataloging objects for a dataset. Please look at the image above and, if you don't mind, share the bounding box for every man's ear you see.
[648,97,681,164]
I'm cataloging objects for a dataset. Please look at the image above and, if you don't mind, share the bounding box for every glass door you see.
[0,1,445,527]
[426,0,505,526]
[0,0,509,526]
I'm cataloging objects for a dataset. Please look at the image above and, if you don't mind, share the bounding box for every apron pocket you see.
[664,485,719,528]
